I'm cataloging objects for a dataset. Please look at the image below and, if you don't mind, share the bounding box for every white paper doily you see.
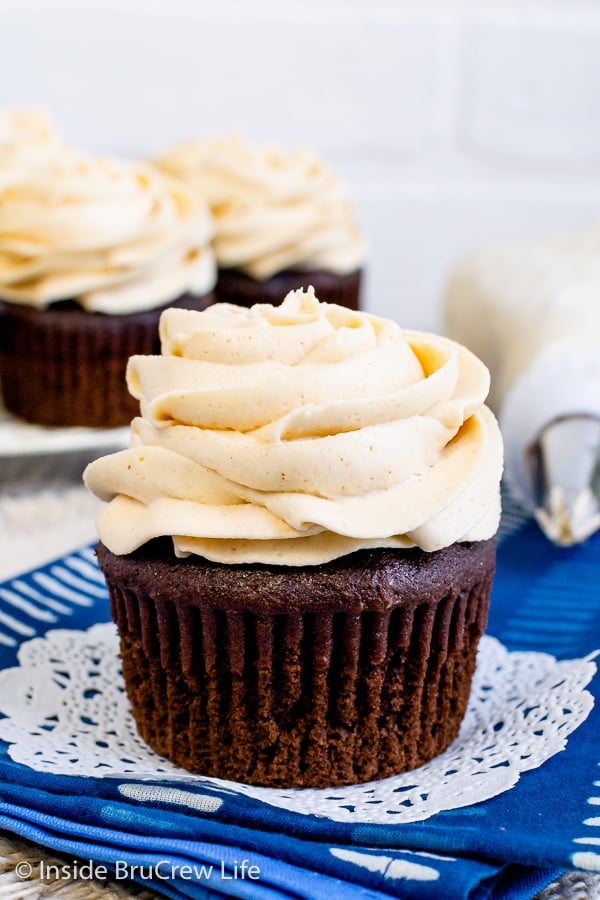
[0,623,596,825]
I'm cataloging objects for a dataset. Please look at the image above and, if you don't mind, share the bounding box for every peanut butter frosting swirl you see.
[0,155,216,313]
[0,108,63,189]
[84,289,503,565]
[155,135,365,280]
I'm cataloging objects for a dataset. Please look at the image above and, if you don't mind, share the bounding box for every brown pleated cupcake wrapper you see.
[109,575,492,788]
[0,293,214,428]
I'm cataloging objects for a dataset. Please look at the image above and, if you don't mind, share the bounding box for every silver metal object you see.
[526,414,600,546]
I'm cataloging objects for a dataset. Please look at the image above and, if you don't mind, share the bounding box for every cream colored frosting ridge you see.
[84,289,503,565]
[0,108,63,190]
[0,155,216,313]
[156,135,365,280]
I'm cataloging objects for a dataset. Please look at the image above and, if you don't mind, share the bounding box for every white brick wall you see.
[462,11,600,166]
[1,0,600,330]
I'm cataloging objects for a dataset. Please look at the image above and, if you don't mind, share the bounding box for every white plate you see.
[0,402,129,457]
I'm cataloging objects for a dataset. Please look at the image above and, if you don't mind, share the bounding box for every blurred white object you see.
[443,228,600,546]
[0,400,128,457]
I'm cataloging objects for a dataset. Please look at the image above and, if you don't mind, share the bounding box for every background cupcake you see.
[84,289,503,788]
[155,135,365,310]
[0,153,216,428]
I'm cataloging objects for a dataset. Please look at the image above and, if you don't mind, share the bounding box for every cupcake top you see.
[155,135,365,280]
[0,155,216,314]
[84,288,503,565]
[0,108,63,189]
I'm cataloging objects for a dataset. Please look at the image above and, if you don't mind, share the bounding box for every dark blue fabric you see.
[0,503,598,899]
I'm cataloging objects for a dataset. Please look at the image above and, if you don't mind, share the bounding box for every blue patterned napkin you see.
[0,495,598,900]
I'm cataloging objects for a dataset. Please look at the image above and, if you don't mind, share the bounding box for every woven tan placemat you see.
[2,831,600,899]
[535,870,600,899]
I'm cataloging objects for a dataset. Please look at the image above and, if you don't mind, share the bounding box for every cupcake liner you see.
[100,541,495,788]
[0,293,214,428]
[216,268,362,310]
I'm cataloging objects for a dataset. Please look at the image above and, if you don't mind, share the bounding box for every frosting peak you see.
[84,289,503,565]
[0,155,216,313]
[155,136,365,280]
[0,108,63,189]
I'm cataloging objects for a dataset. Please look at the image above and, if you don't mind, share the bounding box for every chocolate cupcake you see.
[0,155,216,428]
[98,539,494,787]
[0,293,213,428]
[84,290,503,787]
[155,136,364,310]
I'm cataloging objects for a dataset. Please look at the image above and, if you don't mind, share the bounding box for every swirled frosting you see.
[155,135,365,280]
[0,155,216,314]
[84,289,503,565]
[0,108,63,189]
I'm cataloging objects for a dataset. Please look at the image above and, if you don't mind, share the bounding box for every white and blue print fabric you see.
[0,500,598,900]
